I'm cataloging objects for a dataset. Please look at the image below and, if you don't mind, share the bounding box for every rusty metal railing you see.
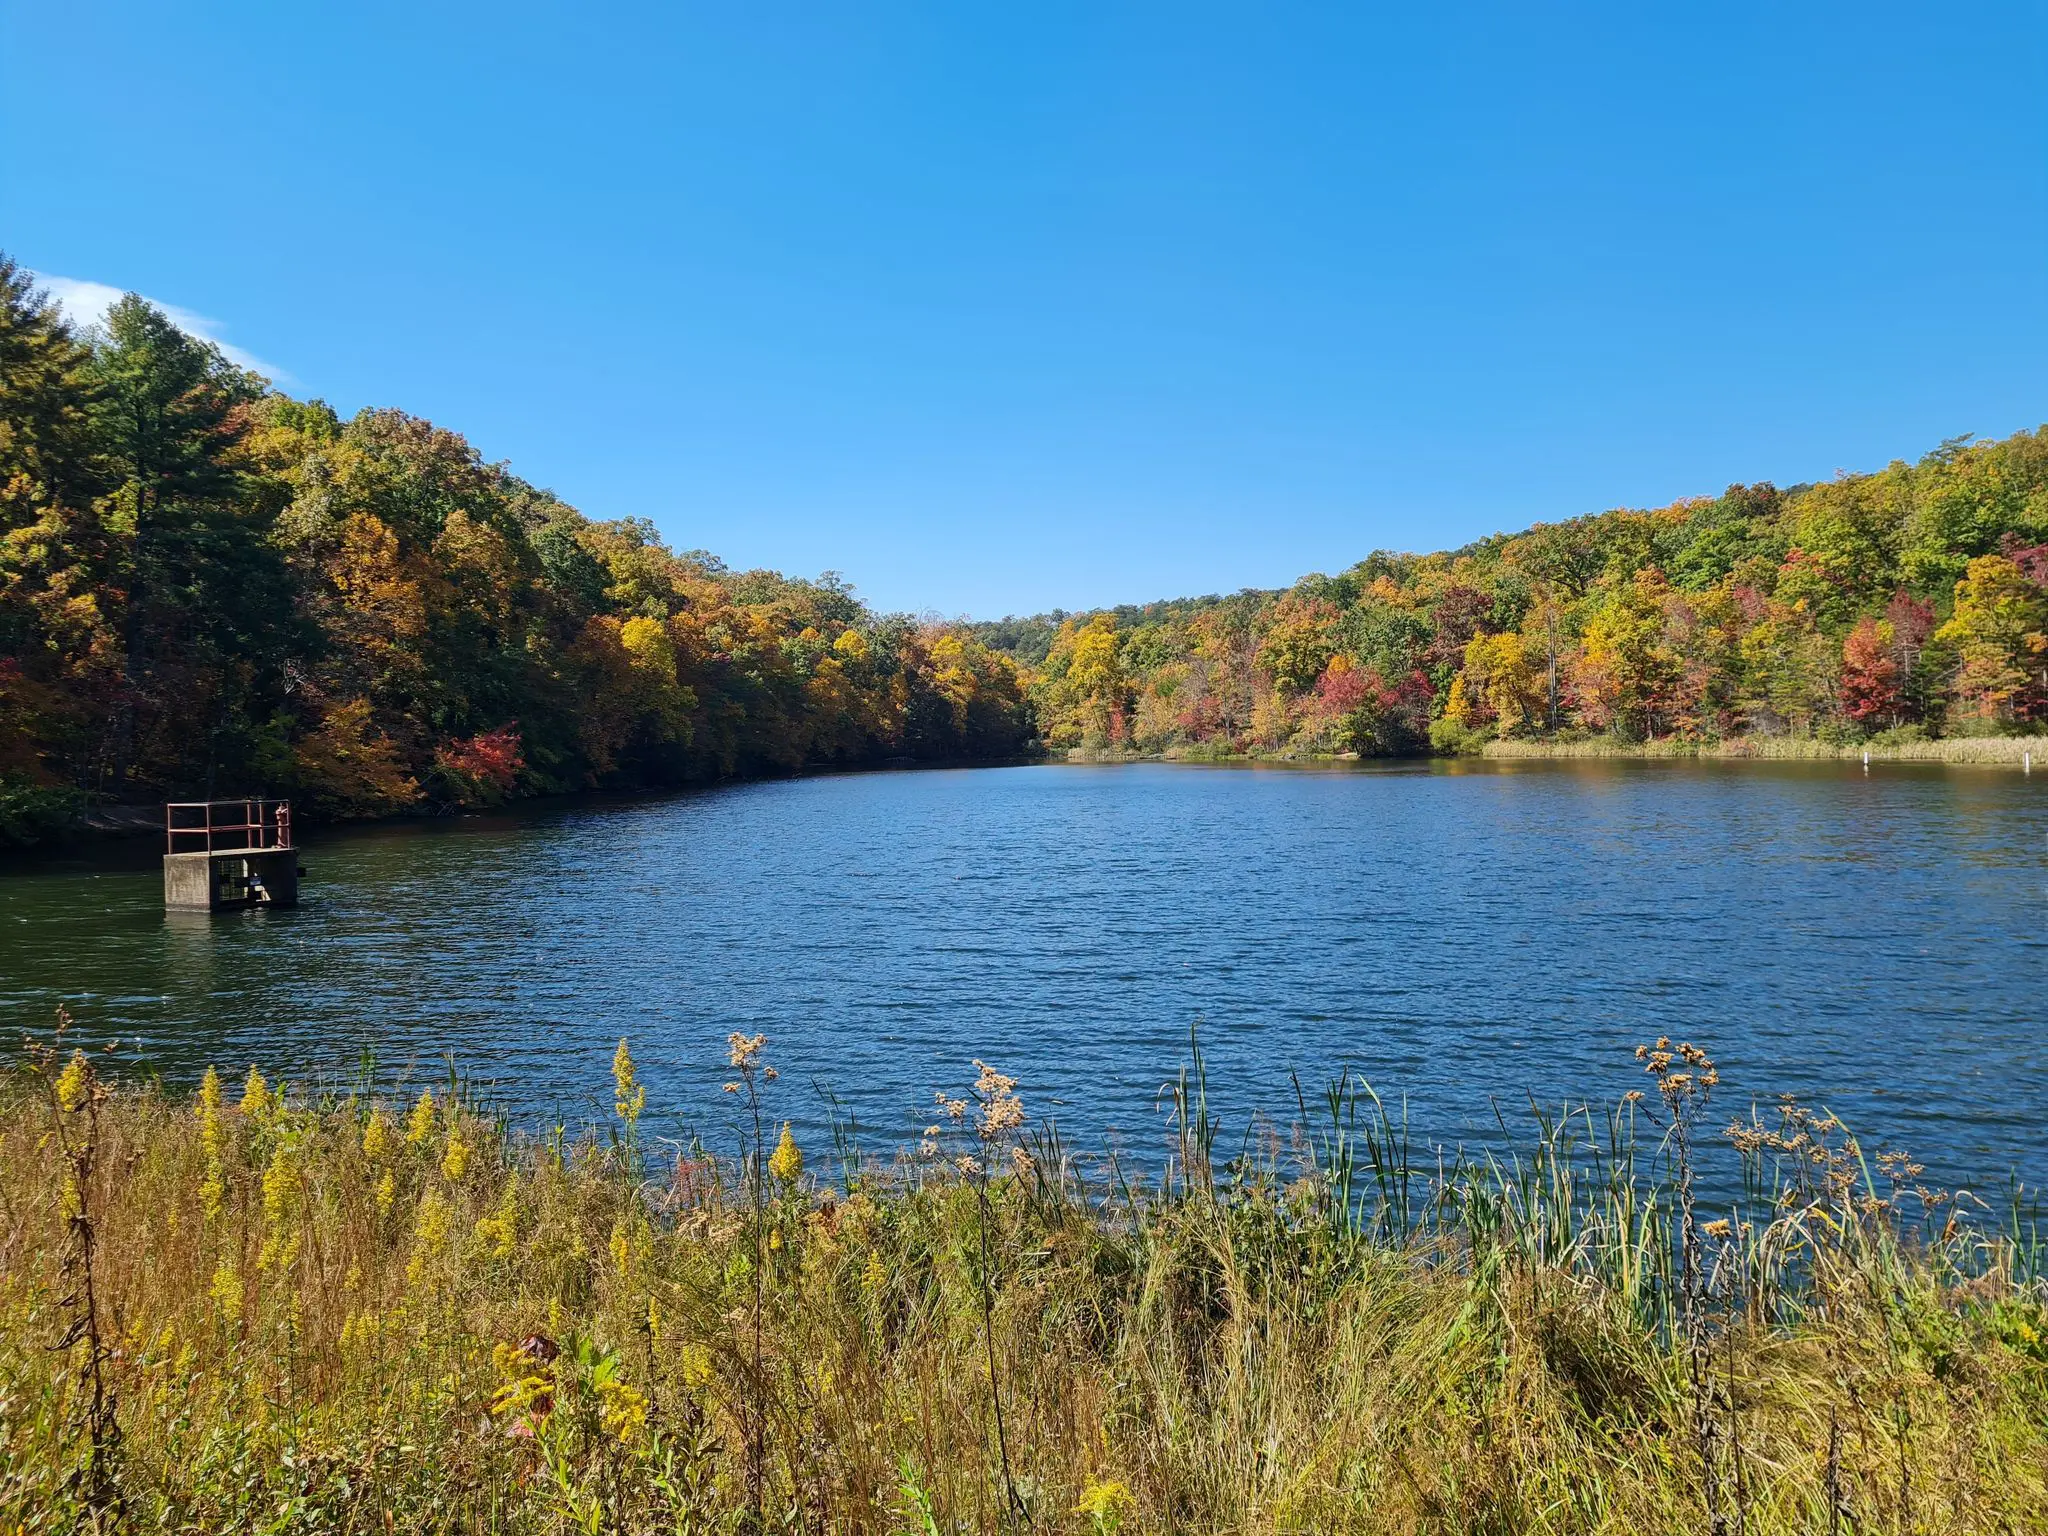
[165,799,294,854]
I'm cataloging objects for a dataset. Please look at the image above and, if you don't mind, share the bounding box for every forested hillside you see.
[999,428,2048,756]
[7,254,2045,846]
[0,259,1031,842]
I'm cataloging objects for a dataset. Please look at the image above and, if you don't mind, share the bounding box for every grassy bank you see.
[4,1030,2045,1534]
[1481,734,2046,767]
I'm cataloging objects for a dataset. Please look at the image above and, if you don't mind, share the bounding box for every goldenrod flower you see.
[408,1189,451,1285]
[474,1177,518,1259]
[261,1143,299,1226]
[209,1260,242,1323]
[362,1107,390,1160]
[596,1377,648,1444]
[612,1038,646,1127]
[1076,1477,1136,1532]
[442,1133,471,1184]
[53,1051,89,1113]
[610,1220,632,1276]
[257,1143,302,1273]
[199,1066,222,1143]
[679,1340,712,1387]
[768,1122,803,1183]
[240,1067,269,1120]
[405,1089,436,1146]
[197,1067,227,1221]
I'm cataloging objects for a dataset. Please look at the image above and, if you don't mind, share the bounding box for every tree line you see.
[0,258,1031,843]
[1003,428,2048,756]
[7,252,2045,845]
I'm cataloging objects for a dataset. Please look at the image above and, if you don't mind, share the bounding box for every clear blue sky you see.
[5,3,2043,617]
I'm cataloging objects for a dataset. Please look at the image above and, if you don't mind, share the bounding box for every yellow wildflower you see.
[408,1189,451,1285]
[612,1038,645,1127]
[240,1067,269,1120]
[862,1250,888,1295]
[375,1169,396,1216]
[596,1377,648,1444]
[679,1340,712,1387]
[441,1133,471,1183]
[262,1143,300,1225]
[474,1177,518,1259]
[209,1260,242,1323]
[199,1067,222,1146]
[256,1144,302,1273]
[768,1122,803,1183]
[405,1089,436,1145]
[1076,1477,1135,1532]
[198,1067,227,1222]
[362,1107,390,1160]
[53,1051,89,1113]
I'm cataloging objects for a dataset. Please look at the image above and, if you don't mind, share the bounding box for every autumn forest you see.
[1002,436,2048,758]
[3,256,2045,842]
[0,259,1032,841]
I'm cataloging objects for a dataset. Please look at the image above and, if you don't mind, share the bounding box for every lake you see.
[3,760,2044,1195]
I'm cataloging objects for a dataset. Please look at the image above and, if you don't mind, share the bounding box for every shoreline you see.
[1479,733,2043,766]
[9,734,2037,860]
[0,751,1054,863]
[1058,734,2045,769]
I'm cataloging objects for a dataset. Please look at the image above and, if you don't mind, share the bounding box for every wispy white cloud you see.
[33,272,292,384]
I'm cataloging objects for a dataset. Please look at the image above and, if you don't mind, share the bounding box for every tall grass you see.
[1481,734,2044,765]
[1,1023,2044,1534]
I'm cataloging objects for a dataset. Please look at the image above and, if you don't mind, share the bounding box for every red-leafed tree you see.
[434,723,526,806]
[1839,618,1901,725]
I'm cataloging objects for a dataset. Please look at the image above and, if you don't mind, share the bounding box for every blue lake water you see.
[2,760,2044,1195]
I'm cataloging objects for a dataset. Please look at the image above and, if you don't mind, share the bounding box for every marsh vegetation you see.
[4,1023,2044,1533]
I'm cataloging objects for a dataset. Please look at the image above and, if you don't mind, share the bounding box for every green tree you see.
[90,296,295,789]
[1934,555,2048,729]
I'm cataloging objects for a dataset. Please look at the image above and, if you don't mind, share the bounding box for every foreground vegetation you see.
[5,1024,2045,1534]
